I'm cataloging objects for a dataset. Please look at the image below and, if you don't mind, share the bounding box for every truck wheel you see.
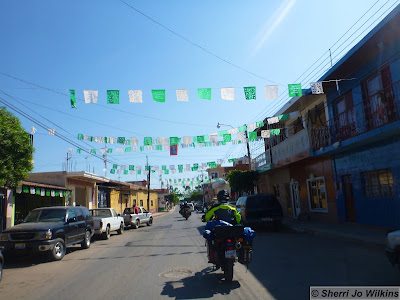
[117,223,124,234]
[147,218,153,226]
[102,226,111,240]
[132,220,139,229]
[49,238,65,261]
[81,230,92,249]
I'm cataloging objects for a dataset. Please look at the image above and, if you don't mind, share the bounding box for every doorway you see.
[342,175,356,222]
[290,180,301,217]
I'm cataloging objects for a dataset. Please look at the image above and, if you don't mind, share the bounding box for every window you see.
[151,200,153,207]
[140,200,143,206]
[307,177,328,211]
[76,208,84,221]
[362,169,393,197]
[210,172,218,179]
[132,199,136,206]
[273,184,280,199]
[67,209,76,222]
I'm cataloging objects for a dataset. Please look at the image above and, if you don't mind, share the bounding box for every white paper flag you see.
[202,163,207,169]
[130,170,135,175]
[176,89,189,102]
[116,148,124,153]
[227,128,238,135]
[163,145,169,151]
[157,137,166,145]
[265,85,279,99]
[209,133,219,143]
[130,137,139,145]
[68,148,74,154]
[183,136,192,145]
[84,90,98,103]
[41,188,45,196]
[310,82,324,95]
[129,90,143,103]
[221,88,235,100]
[48,129,56,136]
[247,123,257,131]
[267,117,279,124]
[30,187,35,194]
[237,132,246,142]
[136,165,142,170]
[261,130,271,138]
[31,126,37,134]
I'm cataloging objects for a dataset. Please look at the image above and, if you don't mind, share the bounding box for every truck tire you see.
[102,226,111,239]
[147,218,153,226]
[132,220,139,229]
[117,223,124,234]
[81,230,92,249]
[49,238,65,261]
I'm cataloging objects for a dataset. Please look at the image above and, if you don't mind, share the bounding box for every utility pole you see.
[66,152,70,172]
[103,143,107,177]
[244,124,252,170]
[146,156,151,212]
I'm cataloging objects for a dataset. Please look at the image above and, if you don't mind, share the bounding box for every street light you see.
[216,122,252,170]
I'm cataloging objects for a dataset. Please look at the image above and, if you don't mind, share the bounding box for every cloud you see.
[251,0,297,58]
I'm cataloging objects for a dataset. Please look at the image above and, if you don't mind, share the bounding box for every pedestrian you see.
[133,204,139,214]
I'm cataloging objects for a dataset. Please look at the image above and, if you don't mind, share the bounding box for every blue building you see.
[311,5,400,228]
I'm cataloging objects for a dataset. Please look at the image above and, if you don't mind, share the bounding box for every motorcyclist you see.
[180,201,190,215]
[205,190,241,225]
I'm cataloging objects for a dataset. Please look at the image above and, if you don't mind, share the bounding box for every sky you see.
[1,0,399,189]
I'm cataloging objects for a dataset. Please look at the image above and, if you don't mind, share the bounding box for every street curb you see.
[283,224,386,247]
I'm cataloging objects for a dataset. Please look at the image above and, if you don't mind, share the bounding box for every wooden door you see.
[342,175,356,222]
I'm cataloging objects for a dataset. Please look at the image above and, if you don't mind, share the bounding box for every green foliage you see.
[226,169,259,195]
[190,190,203,202]
[166,193,179,205]
[0,107,34,188]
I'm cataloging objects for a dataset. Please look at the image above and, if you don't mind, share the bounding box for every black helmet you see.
[217,190,229,203]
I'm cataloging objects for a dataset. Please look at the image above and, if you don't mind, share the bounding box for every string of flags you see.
[68,83,325,108]
[72,111,300,153]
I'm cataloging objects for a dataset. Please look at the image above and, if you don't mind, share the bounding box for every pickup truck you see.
[122,207,153,229]
[386,229,400,272]
[89,208,125,240]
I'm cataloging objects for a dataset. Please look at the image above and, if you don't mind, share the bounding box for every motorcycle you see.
[203,221,255,282]
[180,207,191,220]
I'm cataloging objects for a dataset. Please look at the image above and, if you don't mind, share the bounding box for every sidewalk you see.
[152,207,175,218]
[282,217,390,246]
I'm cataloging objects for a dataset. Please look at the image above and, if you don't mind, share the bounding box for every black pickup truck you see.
[0,206,94,261]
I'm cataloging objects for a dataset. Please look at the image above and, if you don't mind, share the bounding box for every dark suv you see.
[0,206,94,261]
[236,194,283,231]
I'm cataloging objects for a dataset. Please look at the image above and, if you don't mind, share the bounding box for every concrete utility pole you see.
[244,125,252,171]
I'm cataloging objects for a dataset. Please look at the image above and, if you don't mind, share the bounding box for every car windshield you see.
[124,208,134,214]
[24,209,66,223]
[90,209,112,217]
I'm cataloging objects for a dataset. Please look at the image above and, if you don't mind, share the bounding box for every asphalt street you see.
[0,208,399,300]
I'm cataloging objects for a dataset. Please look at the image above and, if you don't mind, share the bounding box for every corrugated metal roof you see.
[20,181,70,190]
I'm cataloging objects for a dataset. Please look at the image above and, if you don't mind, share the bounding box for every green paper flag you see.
[90,136,94,142]
[152,170,155,173]
[228,158,237,163]
[197,88,211,100]
[238,125,247,133]
[223,134,232,142]
[145,166,150,171]
[124,170,128,175]
[113,164,118,169]
[164,170,169,174]
[36,188,41,195]
[125,147,131,152]
[55,191,59,197]
[129,165,134,170]
[270,129,281,135]
[107,148,113,153]
[70,90,77,108]
[78,134,83,140]
[205,142,211,147]
[197,136,205,144]
[170,137,179,145]
[278,114,290,121]
[110,169,116,174]
[77,148,82,154]
[207,161,217,168]
[152,90,166,103]
[90,149,96,154]
[218,130,228,137]
[117,137,125,144]
[288,84,302,97]
[191,167,198,171]
[244,86,256,100]
[137,170,142,175]
[249,132,257,141]
[46,189,50,196]
[178,165,183,170]
[144,137,153,146]
[193,163,198,168]
[140,146,144,151]
[256,121,264,128]
[162,165,167,171]
[156,145,162,150]
[107,90,120,104]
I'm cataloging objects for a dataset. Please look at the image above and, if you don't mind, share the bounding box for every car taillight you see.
[100,221,103,228]
[130,215,133,219]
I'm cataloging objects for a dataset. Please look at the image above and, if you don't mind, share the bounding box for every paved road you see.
[0,208,399,300]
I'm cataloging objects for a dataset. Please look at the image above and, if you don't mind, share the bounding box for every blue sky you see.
[1,0,398,189]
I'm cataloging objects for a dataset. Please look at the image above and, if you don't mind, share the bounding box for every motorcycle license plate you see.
[225,250,236,258]
[262,217,273,222]
[15,243,25,249]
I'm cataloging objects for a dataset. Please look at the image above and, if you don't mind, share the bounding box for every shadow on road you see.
[161,267,240,299]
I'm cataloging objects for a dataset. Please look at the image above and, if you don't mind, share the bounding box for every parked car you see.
[89,208,124,240]
[0,249,3,281]
[228,201,237,208]
[0,206,94,261]
[122,207,153,229]
[386,229,400,271]
[236,194,283,231]
[188,203,195,211]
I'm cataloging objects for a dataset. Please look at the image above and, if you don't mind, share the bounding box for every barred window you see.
[362,169,393,197]
[307,177,328,211]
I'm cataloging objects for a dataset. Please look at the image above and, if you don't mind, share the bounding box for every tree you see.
[189,190,203,202]
[0,107,34,188]
[226,170,259,195]
[166,193,179,205]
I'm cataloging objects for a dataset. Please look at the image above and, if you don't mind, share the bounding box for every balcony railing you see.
[311,80,400,151]
[254,149,272,171]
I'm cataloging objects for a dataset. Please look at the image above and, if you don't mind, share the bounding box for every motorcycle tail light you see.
[238,238,243,242]
[226,239,232,243]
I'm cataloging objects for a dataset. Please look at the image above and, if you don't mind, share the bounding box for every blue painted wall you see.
[333,139,400,228]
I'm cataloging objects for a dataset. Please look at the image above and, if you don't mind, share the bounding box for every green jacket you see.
[205,204,241,224]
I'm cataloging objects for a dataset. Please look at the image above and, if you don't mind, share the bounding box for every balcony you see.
[254,149,272,172]
[311,80,400,151]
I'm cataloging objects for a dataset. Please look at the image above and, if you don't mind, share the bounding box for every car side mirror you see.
[117,214,120,217]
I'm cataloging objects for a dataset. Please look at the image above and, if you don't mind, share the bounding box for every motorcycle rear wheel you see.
[224,259,234,282]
